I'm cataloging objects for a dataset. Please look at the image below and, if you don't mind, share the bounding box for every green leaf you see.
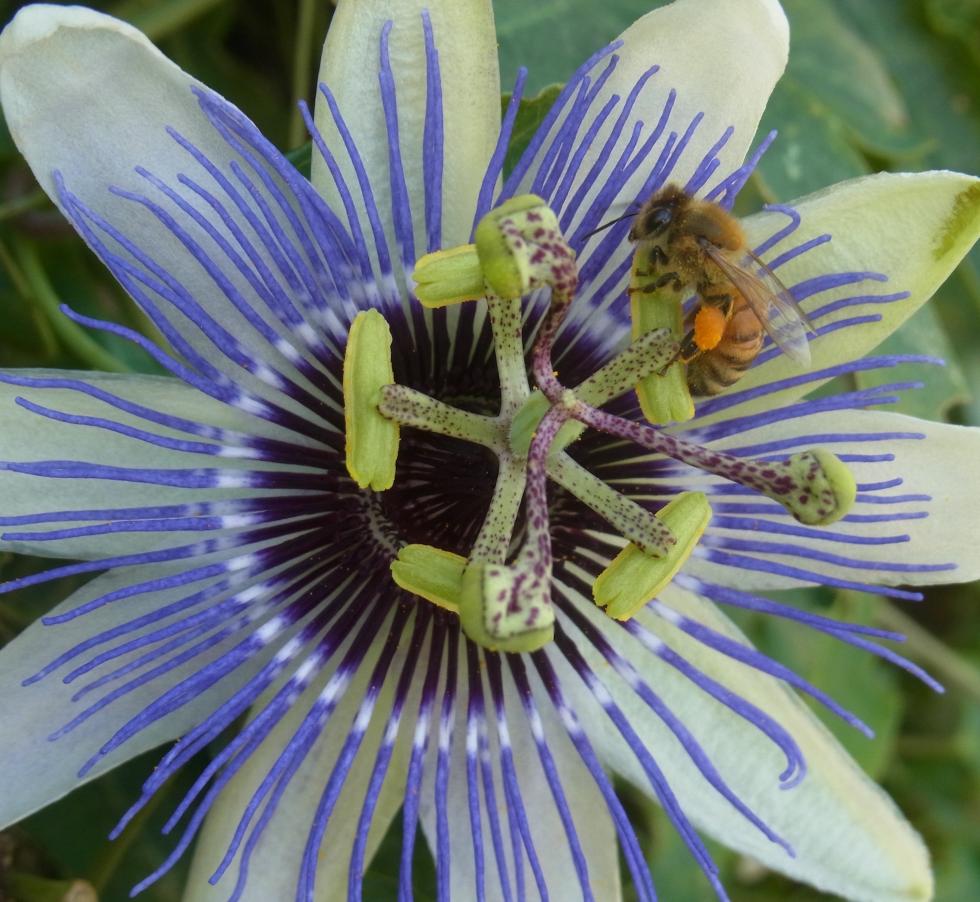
[752,0,926,202]
[925,0,980,67]
[14,240,132,374]
[934,845,980,902]
[108,0,231,40]
[752,78,870,203]
[832,0,980,177]
[20,747,202,902]
[494,0,671,94]
[779,0,922,158]
[637,803,736,901]
[286,140,312,178]
[361,815,437,902]
[832,0,980,361]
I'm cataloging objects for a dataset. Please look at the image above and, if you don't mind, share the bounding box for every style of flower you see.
[0,1,978,901]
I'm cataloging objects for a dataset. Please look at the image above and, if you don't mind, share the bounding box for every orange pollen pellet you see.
[693,305,727,351]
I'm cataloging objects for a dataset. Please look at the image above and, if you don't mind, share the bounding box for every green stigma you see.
[458,562,555,653]
[782,449,857,525]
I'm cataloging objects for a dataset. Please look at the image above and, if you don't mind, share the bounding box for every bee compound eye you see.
[648,207,673,234]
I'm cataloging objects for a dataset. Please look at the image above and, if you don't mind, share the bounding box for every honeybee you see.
[627,185,813,395]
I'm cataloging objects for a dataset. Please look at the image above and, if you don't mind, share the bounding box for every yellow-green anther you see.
[474,194,555,299]
[458,563,554,653]
[781,449,857,526]
[630,276,693,425]
[390,544,466,612]
[343,309,399,491]
[412,244,486,307]
[593,491,711,620]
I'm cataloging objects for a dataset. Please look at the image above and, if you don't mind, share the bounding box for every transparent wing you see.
[701,242,813,366]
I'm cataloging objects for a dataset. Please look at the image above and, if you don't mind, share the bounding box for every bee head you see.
[630,203,674,241]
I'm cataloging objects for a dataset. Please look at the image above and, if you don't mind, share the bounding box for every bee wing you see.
[701,242,814,366]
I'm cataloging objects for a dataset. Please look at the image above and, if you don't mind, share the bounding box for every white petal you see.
[702,170,980,420]
[314,0,500,251]
[0,370,306,561]
[562,582,932,902]
[690,409,980,590]
[519,0,789,224]
[418,641,621,900]
[0,6,333,382]
[0,561,270,828]
[184,625,416,902]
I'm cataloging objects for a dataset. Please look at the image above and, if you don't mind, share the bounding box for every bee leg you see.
[653,272,684,291]
[628,273,683,295]
[703,292,734,318]
[629,248,680,294]
[656,329,701,376]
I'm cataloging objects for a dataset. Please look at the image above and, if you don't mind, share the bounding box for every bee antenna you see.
[580,208,640,241]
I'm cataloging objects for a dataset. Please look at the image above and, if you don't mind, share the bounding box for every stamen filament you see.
[377,384,502,451]
[548,452,676,557]
[574,327,677,408]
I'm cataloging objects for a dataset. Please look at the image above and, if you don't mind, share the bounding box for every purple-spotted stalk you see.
[570,401,855,525]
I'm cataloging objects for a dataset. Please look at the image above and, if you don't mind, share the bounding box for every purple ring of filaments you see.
[0,13,949,902]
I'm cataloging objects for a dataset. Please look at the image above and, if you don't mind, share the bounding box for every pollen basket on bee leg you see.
[693,304,727,351]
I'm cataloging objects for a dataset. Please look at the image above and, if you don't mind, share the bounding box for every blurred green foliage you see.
[0,0,977,900]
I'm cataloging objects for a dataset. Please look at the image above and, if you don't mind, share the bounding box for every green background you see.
[0,0,978,899]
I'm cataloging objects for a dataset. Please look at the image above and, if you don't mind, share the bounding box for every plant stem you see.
[0,189,48,221]
[289,0,319,149]
[109,0,229,39]
[12,240,131,373]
